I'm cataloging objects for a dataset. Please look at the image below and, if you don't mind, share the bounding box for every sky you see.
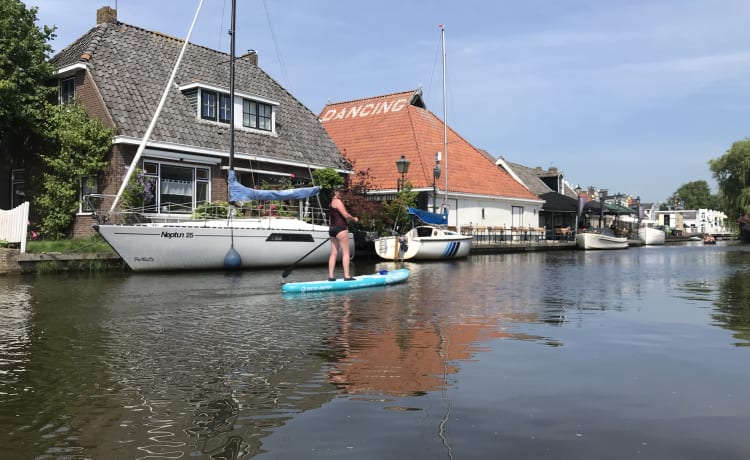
[23,0,750,204]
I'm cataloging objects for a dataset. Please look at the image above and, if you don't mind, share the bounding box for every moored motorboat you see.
[575,229,628,250]
[636,225,666,245]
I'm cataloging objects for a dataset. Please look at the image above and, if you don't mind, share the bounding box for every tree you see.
[666,180,719,211]
[382,183,418,234]
[35,102,112,238]
[0,0,56,164]
[709,139,750,222]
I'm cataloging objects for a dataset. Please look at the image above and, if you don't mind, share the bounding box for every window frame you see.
[143,160,211,214]
[60,77,75,104]
[242,99,273,131]
[201,90,218,121]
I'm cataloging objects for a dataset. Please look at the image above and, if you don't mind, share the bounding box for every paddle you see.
[282,237,330,278]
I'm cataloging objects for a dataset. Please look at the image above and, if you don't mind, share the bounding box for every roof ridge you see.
[324,89,419,107]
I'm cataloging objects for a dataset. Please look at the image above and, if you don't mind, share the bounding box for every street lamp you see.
[396,154,410,192]
[433,152,441,211]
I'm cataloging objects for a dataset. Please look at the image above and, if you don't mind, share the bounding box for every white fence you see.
[0,202,29,253]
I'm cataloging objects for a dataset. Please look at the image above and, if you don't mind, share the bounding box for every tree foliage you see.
[666,180,719,211]
[0,0,56,162]
[36,103,112,238]
[709,139,750,222]
[382,183,418,234]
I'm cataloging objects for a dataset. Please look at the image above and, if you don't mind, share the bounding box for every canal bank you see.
[0,234,717,275]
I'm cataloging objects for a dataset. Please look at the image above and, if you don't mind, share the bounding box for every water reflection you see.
[713,262,750,346]
[2,245,750,459]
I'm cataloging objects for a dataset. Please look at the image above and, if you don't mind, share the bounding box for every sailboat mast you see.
[441,26,448,212]
[229,0,236,171]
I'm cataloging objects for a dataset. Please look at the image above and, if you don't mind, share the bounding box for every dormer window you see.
[60,77,75,104]
[183,83,278,134]
[243,100,272,131]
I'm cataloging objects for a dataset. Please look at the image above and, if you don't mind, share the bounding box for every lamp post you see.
[396,154,410,192]
[433,152,441,212]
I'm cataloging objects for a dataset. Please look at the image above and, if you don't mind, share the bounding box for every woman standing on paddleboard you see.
[328,188,358,281]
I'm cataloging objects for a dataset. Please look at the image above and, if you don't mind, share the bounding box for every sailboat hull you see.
[373,226,472,260]
[95,219,353,271]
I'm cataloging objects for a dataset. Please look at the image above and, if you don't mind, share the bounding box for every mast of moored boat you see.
[223,0,242,268]
[441,26,449,216]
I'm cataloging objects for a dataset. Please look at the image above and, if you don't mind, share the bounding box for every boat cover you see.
[229,170,320,201]
[408,207,448,225]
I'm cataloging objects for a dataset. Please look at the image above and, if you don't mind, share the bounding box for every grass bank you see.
[25,236,115,254]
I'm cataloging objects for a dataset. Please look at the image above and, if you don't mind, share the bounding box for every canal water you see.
[1,242,750,459]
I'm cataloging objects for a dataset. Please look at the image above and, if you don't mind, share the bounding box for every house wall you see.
[432,194,540,230]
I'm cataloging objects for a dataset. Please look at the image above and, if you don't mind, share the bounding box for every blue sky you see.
[25,0,750,203]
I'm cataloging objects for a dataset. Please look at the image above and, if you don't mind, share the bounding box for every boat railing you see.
[85,194,330,226]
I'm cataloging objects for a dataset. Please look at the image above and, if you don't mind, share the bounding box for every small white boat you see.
[374,225,472,261]
[575,229,628,250]
[373,32,471,263]
[636,225,666,245]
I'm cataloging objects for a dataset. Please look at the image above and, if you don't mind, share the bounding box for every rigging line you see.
[217,0,228,52]
[262,0,290,90]
[110,0,205,213]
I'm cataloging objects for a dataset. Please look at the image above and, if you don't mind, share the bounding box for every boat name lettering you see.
[161,231,194,239]
[320,98,408,122]
[134,257,154,262]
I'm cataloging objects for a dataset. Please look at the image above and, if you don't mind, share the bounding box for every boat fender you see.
[378,269,389,275]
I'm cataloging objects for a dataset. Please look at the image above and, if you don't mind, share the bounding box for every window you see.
[201,90,217,121]
[243,99,272,131]
[144,161,210,214]
[202,91,232,124]
[11,169,25,208]
[79,176,98,213]
[219,93,232,123]
[60,78,75,104]
[512,206,524,227]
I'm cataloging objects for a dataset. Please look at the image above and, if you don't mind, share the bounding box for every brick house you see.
[36,7,349,237]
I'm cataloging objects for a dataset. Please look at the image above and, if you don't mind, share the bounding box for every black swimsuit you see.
[329,200,348,237]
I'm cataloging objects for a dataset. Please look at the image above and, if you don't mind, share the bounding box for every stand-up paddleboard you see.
[282,269,410,293]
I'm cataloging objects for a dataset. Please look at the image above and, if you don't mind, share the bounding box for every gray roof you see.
[502,160,553,196]
[50,22,348,170]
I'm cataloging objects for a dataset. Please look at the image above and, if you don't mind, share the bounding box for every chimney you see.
[241,50,258,66]
[97,6,117,25]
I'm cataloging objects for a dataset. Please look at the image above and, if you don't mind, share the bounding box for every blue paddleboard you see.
[282,268,410,293]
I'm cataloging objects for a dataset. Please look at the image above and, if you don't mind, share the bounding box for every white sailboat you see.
[373,26,472,261]
[95,0,351,272]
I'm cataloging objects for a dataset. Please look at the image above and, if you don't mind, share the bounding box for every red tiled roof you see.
[321,90,539,200]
